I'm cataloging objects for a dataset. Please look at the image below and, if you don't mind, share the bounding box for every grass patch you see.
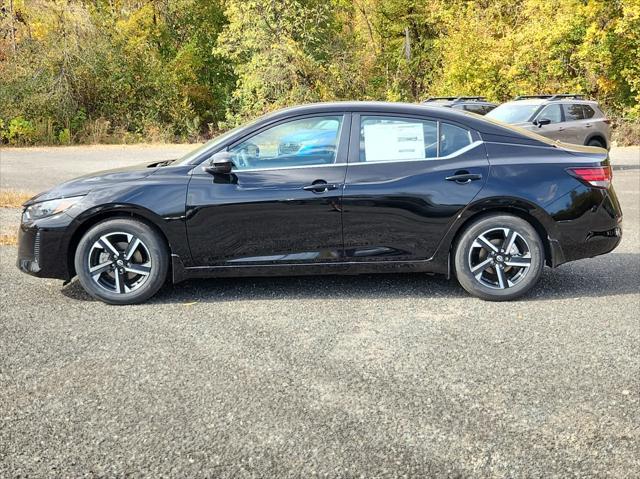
[0,189,34,208]
[0,233,17,246]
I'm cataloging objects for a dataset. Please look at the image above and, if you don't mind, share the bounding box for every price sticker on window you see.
[363,122,425,162]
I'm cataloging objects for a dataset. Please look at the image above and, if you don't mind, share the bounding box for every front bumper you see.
[16,212,74,280]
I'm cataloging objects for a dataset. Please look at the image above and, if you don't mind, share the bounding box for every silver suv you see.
[486,94,611,148]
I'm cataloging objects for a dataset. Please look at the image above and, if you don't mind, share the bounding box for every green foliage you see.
[0,0,638,144]
[7,117,37,145]
[58,128,71,145]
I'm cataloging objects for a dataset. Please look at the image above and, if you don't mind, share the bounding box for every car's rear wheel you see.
[74,218,168,305]
[586,137,605,148]
[454,214,544,301]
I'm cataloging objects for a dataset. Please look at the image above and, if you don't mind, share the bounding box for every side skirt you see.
[171,254,448,283]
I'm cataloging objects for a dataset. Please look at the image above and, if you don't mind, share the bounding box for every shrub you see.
[613,119,640,147]
[58,128,71,144]
[7,117,37,145]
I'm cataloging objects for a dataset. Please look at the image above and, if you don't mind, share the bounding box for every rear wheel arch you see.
[67,209,171,278]
[585,134,607,149]
[449,206,554,267]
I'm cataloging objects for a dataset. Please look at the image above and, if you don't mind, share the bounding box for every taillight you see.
[603,119,612,125]
[567,166,612,188]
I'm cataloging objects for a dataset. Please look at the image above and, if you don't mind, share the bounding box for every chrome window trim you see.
[348,140,483,166]
[219,162,349,173]
[202,140,485,173]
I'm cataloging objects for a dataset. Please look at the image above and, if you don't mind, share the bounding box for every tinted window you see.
[538,104,562,123]
[360,116,438,161]
[563,104,584,121]
[229,115,343,170]
[440,123,472,156]
[581,105,595,119]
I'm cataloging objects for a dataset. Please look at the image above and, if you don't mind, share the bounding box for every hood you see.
[24,161,166,206]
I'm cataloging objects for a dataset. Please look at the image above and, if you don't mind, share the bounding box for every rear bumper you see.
[551,186,623,266]
[17,214,74,281]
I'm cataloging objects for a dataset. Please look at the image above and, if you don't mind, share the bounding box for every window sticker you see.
[363,122,425,162]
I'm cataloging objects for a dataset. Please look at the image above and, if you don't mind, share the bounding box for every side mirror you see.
[204,151,235,175]
[534,118,551,127]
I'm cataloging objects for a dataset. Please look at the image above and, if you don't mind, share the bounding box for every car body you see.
[17,102,622,304]
[422,97,497,115]
[486,94,612,148]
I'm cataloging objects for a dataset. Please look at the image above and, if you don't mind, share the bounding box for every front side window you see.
[537,104,563,123]
[486,104,540,123]
[229,115,343,170]
[359,116,472,162]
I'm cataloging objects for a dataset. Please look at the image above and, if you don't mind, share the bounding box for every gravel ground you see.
[0,157,639,477]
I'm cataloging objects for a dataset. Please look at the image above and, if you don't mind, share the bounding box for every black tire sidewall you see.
[74,219,168,305]
[587,138,605,148]
[454,214,544,301]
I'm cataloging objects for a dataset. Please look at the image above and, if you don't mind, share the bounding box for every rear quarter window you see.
[563,104,585,121]
[581,105,596,119]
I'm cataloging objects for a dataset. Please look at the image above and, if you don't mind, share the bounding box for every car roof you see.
[258,101,510,135]
[502,98,599,106]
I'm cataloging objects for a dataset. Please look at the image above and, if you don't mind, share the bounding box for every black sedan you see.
[17,102,622,304]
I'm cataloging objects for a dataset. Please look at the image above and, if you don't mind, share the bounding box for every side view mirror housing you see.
[534,118,551,127]
[204,151,235,175]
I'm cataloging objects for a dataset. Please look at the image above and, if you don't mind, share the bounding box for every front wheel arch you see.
[67,210,171,279]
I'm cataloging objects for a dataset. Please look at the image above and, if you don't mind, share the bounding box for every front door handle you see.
[303,182,339,193]
[445,172,482,184]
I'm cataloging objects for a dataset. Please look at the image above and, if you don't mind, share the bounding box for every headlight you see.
[23,196,85,221]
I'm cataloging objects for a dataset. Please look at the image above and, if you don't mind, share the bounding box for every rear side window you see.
[440,123,472,156]
[359,116,472,162]
[564,104,585,121]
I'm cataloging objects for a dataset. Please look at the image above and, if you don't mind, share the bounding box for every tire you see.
[74,218,169,305]
[454,214,545,301]
[586,137,605,148]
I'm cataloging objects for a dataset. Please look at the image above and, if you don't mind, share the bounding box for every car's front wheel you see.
[454,214,545,301]
[74,218,168,305]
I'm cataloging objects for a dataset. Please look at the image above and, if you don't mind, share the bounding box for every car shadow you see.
[61,252,639,304]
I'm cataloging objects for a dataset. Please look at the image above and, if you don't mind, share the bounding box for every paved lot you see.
[0,146,639,477]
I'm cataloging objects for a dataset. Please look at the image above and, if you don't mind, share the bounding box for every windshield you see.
[486,104,540,124]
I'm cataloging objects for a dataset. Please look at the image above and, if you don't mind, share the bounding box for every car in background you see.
[486,94,611,148]
[422,96,497,115]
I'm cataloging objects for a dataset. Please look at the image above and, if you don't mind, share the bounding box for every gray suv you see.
[486,94,611,148]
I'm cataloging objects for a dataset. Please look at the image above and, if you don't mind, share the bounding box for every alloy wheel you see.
[467,227,532,290]
[87,232,152,294]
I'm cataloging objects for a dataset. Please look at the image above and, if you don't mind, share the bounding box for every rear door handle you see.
[303,182,339,192]
[445,172,482,183]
